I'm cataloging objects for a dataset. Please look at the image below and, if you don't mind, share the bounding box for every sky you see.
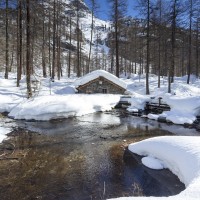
[84,0,140,21]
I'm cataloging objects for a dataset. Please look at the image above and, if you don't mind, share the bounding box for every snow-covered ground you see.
[0,71,122,121]
[0,72,200,124]
[8,94,120,121]
[124,74,200,125]
[0,127,11,143]
[109,136,200,200]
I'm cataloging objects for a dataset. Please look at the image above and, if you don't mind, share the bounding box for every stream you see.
[0,111,199,200]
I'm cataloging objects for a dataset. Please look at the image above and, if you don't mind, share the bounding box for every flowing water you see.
[0,112,198,200]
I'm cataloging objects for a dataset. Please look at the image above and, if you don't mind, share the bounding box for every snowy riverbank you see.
[8,94,120,121]
[0,126,11,143]
[109,136,200,200]
[0,72,200,123]
[125,74,200,125]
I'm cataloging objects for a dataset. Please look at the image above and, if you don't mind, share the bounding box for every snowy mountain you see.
[62,0,110,56]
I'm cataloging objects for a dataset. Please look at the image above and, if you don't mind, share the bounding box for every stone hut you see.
[75,70,127,94]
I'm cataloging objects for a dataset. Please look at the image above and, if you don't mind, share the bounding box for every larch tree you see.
[137,0,152,94]
[52,0,56,80]
[168,0,177,93]
[156,0,163,88]
[108,0,127,77]
[17,0,23,87]
[187,0,193,84]
[68,13,72,78]
[195,18,200,78]
[146,0,150,95]
[75,0,81,77]
[48,2,52,77]
[26,0,32,98]
[5,0,9,79]
[42,0,47,78]
[87,0,98,74]
[194,0,200,78]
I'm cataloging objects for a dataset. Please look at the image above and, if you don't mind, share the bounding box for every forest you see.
[0,0,200,97]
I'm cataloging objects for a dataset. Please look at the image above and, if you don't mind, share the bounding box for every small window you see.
[102,88,107,94]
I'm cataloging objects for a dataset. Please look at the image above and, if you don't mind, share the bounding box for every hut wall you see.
[78,77,125,94]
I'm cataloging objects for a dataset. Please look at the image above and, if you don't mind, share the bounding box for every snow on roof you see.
[74,70,127,89]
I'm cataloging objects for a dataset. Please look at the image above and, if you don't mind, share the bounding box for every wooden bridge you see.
[145,97,170,114]
[115,96,171,116]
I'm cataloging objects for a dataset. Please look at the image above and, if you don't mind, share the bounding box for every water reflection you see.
[0,112,193,200]
[17,113,199,137]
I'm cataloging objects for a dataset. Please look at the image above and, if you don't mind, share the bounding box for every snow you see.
[78,7,111,55]
[0,95,22,113]
[55,85,77,95]
[0,71,123,121]
[0,70,200,124]
[141,156,165,170]
[0,76,25,112]
[62,0,111,59]
[147,113,159,120]
[0,127,11,143]
[0,72,200,124]
[8,94,120,121]
[74,70,127,89]
[125,75,200,125]
[127,92,150,111]
[154,96,200,125]
[160,111,196,124]
[109,136,200,200]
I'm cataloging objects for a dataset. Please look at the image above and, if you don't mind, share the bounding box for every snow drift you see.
[109,136,200,200]
[8,94,120,121]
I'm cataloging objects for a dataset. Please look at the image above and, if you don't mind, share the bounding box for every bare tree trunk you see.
[187,0,193,84]
[30,18,35,74]
[87,0,95,73]
[79,32,82,75]
[134,22,137,74]
[115,0,120,77]
[68,15,72,78]
[76,0,81,77]
[42,0,47,78]
[52,0,56,80]
[57,19,62,80]
[146,0,150,95]
[9,44,14,71]
[195,18,199,77]
[76,25,80,77]
[26,0,32,98]
[110,48,114,73]
[168,0,177,93]
[48,7,51,77]
[57,0,61,80]
[158,0,162,88]
[181,38,185,76]
[5,0,9,79]
[17,0,22,86]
